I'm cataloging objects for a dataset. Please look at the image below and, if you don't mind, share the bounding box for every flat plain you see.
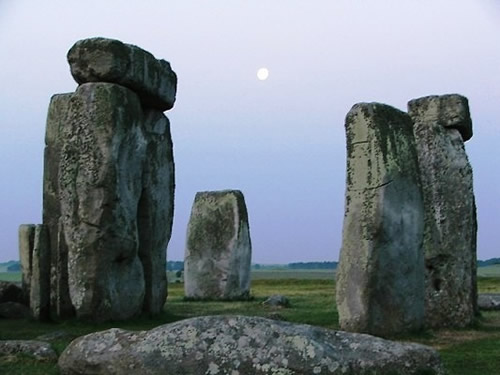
[0,269,499,374]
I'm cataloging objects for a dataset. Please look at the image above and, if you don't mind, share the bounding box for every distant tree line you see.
[477,258,500,267]
[166,261,184,271]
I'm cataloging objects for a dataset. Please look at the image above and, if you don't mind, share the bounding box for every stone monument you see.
[19,37,176,321]
[184,190,252,300]
[336,103,425,336]
[408,94,477,328]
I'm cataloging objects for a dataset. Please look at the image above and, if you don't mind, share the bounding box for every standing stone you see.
[408,94,477,328]
[59,82,147,321]
[336,103,425,336]
[184,190,252,300]
[137,110,175,315]
[18,224,35,305]
[44,93,74,319]
[30,225,51,321]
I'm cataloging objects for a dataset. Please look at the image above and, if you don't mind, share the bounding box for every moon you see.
[257,67,269,81]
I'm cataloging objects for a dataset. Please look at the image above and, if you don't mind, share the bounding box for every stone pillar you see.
[408,94,477,328]
[59,82,147,322]
[184,190,252,300]
[336,103,425,336]
[18,224,36,305]
[44,93,74,319]
[137,110,175,315]
[30,225,51,321]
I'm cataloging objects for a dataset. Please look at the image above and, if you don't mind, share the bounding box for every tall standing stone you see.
[137,110,175,315]
[336,103,425,336]
[184,190,252,300]
[408,94,477,328]
[44,93,74,319]
[18,224,35,305]
[29,225,50,321]
[59,82,147,322]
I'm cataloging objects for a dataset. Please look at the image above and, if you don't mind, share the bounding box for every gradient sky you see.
[0,0,499,263]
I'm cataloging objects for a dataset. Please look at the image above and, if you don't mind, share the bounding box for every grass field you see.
[0,271,499,374]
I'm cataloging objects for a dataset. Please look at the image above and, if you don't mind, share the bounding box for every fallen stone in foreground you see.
[67,37,177,111]
[58,315,445,375]
[0,340,57,362]
[478,294,500,311]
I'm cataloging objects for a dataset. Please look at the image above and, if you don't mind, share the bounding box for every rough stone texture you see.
[30,225,51,321]
[18,224,36,305]
[0,281,23,304]
[0,302,31,319]
[477,294,500,311]
[67,37,177,111]
[44,93,75,319]
[59,82,147,321]
[262,295,291,308]
[336,103,425,336]
[58,315,445,375]
[137,109,175,315]
[408,94,477,328]
[0,340,57,362]
[184,190,252,300]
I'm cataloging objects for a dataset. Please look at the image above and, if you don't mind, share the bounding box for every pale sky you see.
[0,0,499,263]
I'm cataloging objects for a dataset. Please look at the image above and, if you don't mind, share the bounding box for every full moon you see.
[257,67,269,81]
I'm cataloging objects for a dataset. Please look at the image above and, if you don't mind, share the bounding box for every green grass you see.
[1,272,499,374]
[0,272,21,282]
[477,264,500,277]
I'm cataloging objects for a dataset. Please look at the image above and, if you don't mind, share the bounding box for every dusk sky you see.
[1,1,499,263]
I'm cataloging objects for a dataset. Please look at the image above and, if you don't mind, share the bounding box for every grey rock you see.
[408,94,472,141]
[44,93,75,319]
[266,312,287,321]
[0,302,31,319]
[58,315,445,375]
[18,224,36,305]
[30,225,51,321]
[336,103,425,336]
[67,37,177,111]
[262,294,291,308]
[59,82,146,321]
[0,281,23,304]
[0,340,57,362]
[137,109,175,315]
[408,94,477,328]
[184,190,252,300]
[477,294,500,311]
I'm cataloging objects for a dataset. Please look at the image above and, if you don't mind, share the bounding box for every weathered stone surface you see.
[478,294,500,311]
[262,294,291,308]
[137,109,175,315]
[18,224,35,305]
[59,82,146,321]
[0,340,57,362]
[44,93,74,319]
[336,103,425,336]
[184,190,252,300]
[67,37,177,111]
[36,330,77,342]
[0,281,23,304]
[30,225,51,321]
[58,315,445,375]
[0,302,31,319]
[408,94,477,328]
[409,94,472,141]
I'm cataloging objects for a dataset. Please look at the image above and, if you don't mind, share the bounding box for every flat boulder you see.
[478,294,500,311]
[67,37,177,111]
[0,340,57,362]
[58,315,445,375]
